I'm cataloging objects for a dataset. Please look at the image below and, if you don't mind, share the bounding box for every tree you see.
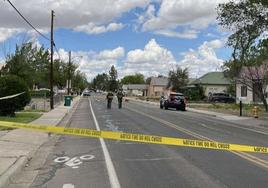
[183,85,205,101]
[217,0,268,111]
[120,73,145,85]
[92,73,109,90]
[53,59,67,88]
[108,65,118,92]
[146,77,152,85]
[0,42,87,94]
[217,0,268,64]
[0,42,50,88]
[72,71,88,93]
[168,67,189,92]
[0,75,31,116]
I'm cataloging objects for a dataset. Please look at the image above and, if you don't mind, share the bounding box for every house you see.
[122,84,149,96]
[148,77,170,96]
[190,72,231,97]
[236,64,268,104]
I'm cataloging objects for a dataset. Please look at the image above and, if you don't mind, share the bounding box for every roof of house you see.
[191,72,230,85]
[150,77,169,86]
[122,84,148,90]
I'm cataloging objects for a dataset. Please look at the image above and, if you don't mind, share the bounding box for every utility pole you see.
[68,51,71,95]
[50,10,55,110]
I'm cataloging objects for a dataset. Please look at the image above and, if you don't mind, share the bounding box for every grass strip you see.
[0,112,42,131]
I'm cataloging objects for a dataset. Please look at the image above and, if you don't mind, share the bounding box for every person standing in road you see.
[106,91,114,109]
[117,89,124,109]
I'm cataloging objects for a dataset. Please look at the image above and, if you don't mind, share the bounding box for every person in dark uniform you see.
[117,90,124,109]
[106,91,114,109]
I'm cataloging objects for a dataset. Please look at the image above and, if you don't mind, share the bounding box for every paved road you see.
[31,95,268,188]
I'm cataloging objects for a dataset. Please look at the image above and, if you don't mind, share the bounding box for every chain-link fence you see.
[25,94,64,111]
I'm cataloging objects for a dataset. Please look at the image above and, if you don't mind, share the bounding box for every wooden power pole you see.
[50,10,55,110]
[68,51,71,95]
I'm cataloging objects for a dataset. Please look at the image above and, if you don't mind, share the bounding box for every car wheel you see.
[181,107,186,111]
[176,107,179,111]
[164,105,168,110]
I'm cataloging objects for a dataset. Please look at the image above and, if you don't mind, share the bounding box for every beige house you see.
[122,84,149,96]
[190,72,231,97]
[148,77,170,96]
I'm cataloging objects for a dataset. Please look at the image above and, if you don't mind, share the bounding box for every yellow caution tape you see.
[0,121,267,154]
[0,92,25,100]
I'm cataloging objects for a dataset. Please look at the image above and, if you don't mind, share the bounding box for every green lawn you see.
[0,112,42,131]
[187,103,268,118]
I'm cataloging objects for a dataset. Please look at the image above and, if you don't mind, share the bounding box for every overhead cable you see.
[5,0,50,41]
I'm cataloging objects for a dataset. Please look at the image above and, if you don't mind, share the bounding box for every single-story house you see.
[148,77,171,96]
[190,72,231,97]
[122,84,149,96]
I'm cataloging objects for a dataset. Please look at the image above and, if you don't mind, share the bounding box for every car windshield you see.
[170,94,184,99]
[1,1,267,188]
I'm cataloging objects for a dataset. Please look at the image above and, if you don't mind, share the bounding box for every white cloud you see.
[0,0,150,38]
[74,22,124,34]
[137,0,229,38]
[123,39,176,77]
[0,28,24,42]
[97,47,125,59]
[0,59,5,69]
[179,39,225,78]
[154,29,199,39]
[53,38,225,80]
[55,47,125,80]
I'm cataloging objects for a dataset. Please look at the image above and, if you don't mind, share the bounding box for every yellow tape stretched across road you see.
[0,120,267,154]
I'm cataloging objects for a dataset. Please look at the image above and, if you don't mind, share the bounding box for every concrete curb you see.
[0,96,81,188]
[0,156,28,188]
[186,108,217,117]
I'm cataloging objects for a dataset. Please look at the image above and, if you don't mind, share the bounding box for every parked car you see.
[208,93,235,103]
[160,92,186,111]
[82,91,91,96]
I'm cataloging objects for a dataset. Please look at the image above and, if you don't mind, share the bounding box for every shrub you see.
[0,75,31,116]
[183,86,205,101]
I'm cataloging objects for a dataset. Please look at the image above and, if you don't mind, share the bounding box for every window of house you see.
[241,86,247,97]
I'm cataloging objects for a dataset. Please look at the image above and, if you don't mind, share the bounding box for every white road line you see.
[63,184,75,188]
[89,99,121,188]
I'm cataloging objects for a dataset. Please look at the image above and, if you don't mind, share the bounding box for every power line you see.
[4,0,50,41]
[53,43,62,61]
[4,0,63,62]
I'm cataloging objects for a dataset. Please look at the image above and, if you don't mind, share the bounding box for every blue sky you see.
[0,0,232,80]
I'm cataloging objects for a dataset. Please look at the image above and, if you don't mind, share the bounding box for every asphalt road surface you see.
[31,94,268,188]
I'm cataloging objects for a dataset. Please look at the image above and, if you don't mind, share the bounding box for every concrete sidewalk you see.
[125,97,268,128]
[0,96,80,188]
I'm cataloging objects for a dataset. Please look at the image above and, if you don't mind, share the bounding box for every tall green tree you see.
[72,70,88,93]
[168,67,189,92]
[92,73,109,90]
[217,0,268,65]
[108,65,118,92]
[217,0,268,111]
[120,73,145,85]
[0,42,88,95]
[0,42,50,88]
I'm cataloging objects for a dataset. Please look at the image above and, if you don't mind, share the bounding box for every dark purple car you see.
[160,92,186,111]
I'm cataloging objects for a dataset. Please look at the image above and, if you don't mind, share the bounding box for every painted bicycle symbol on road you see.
[54,154,95,169]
